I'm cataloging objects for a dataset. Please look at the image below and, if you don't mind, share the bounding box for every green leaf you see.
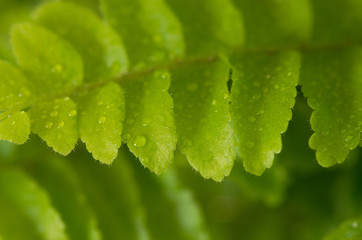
[0,60,33,111]
[230,160,289,207]
[78,82,125,164]
[70,149,150,240]
[130,151,198,240]
[0,140,16,160]
[33,1,128,82]
[100,0,184,68]
[0,168,68,240]
[300,46,362,167]
[230,51,300,175]
[170,59,235,181]
[233,0,312,48]
[0,111,30,144]
[324,218,362,240]
[165,0,244,55]
[122,71,176,174]
[160,169,209,240]
[0,197,41,240]
[28,97,78,155]
[11,22,83,96]
[29,158,102,240]
[0,0,34,62]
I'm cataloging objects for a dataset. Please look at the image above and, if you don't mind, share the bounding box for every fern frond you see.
[0,0,361,182]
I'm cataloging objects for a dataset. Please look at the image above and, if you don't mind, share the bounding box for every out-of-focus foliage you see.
[324,218,362,240]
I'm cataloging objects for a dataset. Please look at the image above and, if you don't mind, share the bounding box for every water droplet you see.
[18,93,22,97]
[352,222,358,228]
[345,135,353,142]
[252,95,261,100]
[52,64,63,73]
[50,111,58,117]
[98,116,106,124]
[11,121,15,125]
[58,121,64,128]
[69,110,77,117]
[187,83,198,91]
[133,136,146,148]
[212,100,217,105]
[223,93,228,99]
[141,157,150,164]
[45,122,53,129]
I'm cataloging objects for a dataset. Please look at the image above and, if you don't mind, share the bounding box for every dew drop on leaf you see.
[51,64,63,73]
[58,121,65,129]
[50,111,58,117]
[133,136,146,148]
[98,116,106,124]
[141,157,150,164]
[69,110,77,117]
[45,122,53,129]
